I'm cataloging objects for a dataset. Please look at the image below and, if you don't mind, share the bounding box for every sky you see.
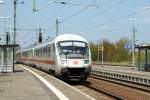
[0,0,150,48]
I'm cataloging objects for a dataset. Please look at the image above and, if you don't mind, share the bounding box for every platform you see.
[0,65,95,100]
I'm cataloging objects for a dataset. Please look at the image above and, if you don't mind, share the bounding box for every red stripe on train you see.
[18,57,55,65]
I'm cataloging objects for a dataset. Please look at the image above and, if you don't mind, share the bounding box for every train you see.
[16,34,92,81]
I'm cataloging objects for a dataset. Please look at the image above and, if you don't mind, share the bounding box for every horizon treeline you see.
[90,38,132,62]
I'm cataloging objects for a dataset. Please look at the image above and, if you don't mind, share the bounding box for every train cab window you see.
[57,41,89,59]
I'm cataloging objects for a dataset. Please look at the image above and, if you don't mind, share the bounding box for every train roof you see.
[34,34,88,49]
[17,34,88,52]
[54,34,88,43]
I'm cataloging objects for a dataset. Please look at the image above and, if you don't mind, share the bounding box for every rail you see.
[91,69,150,86]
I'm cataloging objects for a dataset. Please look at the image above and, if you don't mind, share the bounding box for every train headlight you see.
[61,60,67,64]
[84,60,89,64]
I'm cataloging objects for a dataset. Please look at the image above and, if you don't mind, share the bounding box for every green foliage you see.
[89,38,131,62]
[89,42,98,61]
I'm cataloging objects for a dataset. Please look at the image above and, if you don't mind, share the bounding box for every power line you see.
[92,0,125,18]
[71,0,126,29]
[61,6,90,23]
[46,25,56,31]
[23,1,33,9]
[16,28,36,31]
[42,5,90,33]
[33,0,58,12]
[17,12,36,29]
[41,5,66,28]
[30,0,98,35]
[83,7,150,31]
[54,1,99,7]
[52,6,90,36]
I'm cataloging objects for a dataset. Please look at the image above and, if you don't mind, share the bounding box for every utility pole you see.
[128,18,136,68]
[101,40,104,67]
[97,45,100,63]
[132,26,136,67]
[33,0,36,11]
[13,0,17,45]
[56,19,61,36]
[99,26,104,67]
[13,0,17,72]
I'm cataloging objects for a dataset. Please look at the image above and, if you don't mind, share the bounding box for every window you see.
[47,46,51,57]
[42,46,48,57]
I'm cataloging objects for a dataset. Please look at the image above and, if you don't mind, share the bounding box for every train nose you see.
[68,59,84,67]
[61,67,90,77]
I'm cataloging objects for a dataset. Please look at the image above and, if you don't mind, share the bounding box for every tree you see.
[89,37,131,63]
[89,42,98,61]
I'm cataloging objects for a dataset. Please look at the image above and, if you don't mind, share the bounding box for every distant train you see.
[16,34,92,81]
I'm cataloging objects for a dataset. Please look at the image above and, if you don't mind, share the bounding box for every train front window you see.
[57,41,89,58]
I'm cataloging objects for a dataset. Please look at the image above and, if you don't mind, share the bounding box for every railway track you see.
[85,75,150,100]
[90,75,150,93]
[81,82,123,100]
[68,81,120,100]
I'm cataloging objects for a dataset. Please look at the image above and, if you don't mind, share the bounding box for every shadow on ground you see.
[14,69,24,73]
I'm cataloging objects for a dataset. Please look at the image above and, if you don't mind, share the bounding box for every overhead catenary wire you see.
[17,12,36,30]
[92,0,125,18]
[43,5,91,32]
[22,1,58,32]
[61,6,90,23]
[70,0,126,29]
[82,7,150,31]
[41,5,66,28]
[20,1,97,34]
[33,0,58,12]
[54,1,99,7]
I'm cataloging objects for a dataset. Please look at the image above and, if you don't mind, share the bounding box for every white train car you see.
[16,34,92,81]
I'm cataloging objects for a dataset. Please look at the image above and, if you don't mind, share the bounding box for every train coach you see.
[16,34,92,81]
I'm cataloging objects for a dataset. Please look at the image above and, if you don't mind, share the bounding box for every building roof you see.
[0,44,19,47]
[135,45,150,49]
